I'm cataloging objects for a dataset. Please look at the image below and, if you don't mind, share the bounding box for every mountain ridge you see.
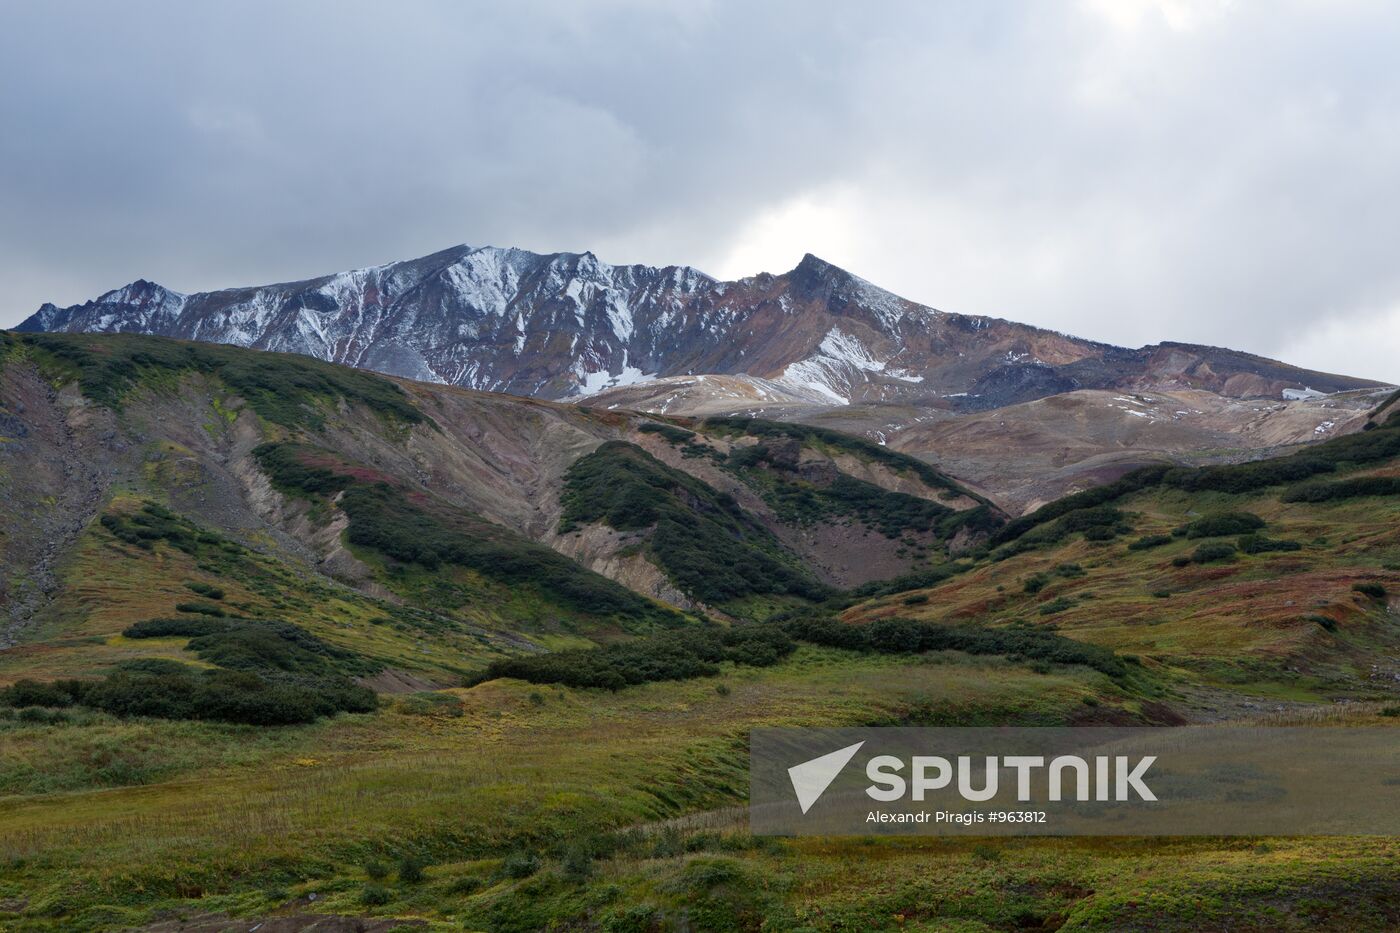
[18,244,1383,410]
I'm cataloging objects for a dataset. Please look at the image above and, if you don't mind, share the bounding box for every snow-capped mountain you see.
[17,245,1381,408]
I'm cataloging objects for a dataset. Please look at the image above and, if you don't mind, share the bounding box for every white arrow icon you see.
[788,741,865,814]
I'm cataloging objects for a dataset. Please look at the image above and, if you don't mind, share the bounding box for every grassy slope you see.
[557,440,831,611]
[0,494,537,687]
[1,656,1396,931]
[845,458,1400,702]
[3,334,1400,929]
[0,648,1120,930]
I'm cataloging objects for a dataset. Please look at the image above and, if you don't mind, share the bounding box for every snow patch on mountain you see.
[574,365,658,397]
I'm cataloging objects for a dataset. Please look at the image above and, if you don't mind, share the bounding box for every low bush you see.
[558,441,829,604]
[398,855,426,884]
[1282,476,1400,503]
[183,581,224,600]
[124,617,371,677]
[703,416,986,502]
[1191,543,1238,564]
[1237,534,1303,555]
[1182,512,1265,539]
[256,442,680,626]
[18,331,425,430]
[1038,597,1075,616]
[478,625,796,690]
[1353,582,1388,600]
[1129,534,1172,551]
[637,422,696,444]
[780,615,1128,679]
[849,563,969,599]
[0,667,375,725]
[174,601,225,617]
[500,850,541,879]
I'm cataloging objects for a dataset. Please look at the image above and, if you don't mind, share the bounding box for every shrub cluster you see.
[1236,534,1303,555]
[848,562,971,599]
[989,414,1400,547]
[638,422,696,444]
[558,441,829,604]
[99,502,239,557]
[183,581,224,599]
[0,663,374,726]
[123,616,374,677]
[993,506,1129,559]
[780,615,1128,679]
[1189,542,1237,564]
[1281,476,1400,503]
[478,625,796,690]
[18,332,425,429]
[255,443,678,625]
[1180,512,1265,539]
[703,417,987,502]
[1128,534,1172,551]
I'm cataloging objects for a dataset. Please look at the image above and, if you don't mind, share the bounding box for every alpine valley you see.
[3,248,1400,931]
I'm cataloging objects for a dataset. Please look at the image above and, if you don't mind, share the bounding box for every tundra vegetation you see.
[2,334,1400,930]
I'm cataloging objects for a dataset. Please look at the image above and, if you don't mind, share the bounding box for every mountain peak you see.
[14,241,1384,405]
[792,252,844,277]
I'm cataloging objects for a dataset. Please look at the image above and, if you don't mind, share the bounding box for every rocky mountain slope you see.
[0,332,998,678]
[19,245,1382,408]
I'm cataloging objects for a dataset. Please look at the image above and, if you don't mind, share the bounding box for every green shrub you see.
[780,615,1128,679]
[1023,574,1049,594]
[1353,582,1388,600]
[1182,512,1265,539]
[902,593,930,605]
[637,422,695,443]
[1237,534,1303,555]
[1307,614,1338,631]
[174,601,225,617]
[1283,476,1400,503]
[360,883,391,906]
[1038,597,1075,616]
[255,442,679,627]
[0,667,374,725]
[1129,534,1172,551]
[124,617,369,677]
[183,581,224,600]
[479,625,795,690]
[1191,543,1238,563]
[850,563,969,599]
[17,332,425,430]
[703,416,987,502]
[397,855,426,884]
[364,860,389,881]
[558,441,829,605]
[500,850,541,879]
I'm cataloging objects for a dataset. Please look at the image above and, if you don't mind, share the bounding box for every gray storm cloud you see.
[2,0,1398,381]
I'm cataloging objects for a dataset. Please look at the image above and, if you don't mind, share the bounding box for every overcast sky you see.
[3,0,1399,382]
